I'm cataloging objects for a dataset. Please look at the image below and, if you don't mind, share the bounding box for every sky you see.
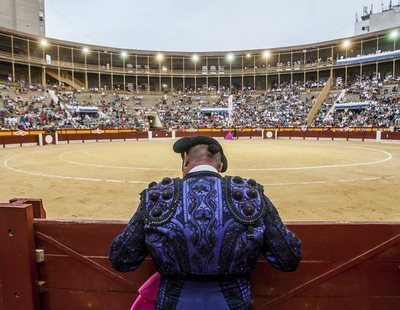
[44,0,397,52]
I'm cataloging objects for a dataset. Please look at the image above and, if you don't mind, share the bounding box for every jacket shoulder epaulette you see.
[224,176,267,226]
[141,177,180,226]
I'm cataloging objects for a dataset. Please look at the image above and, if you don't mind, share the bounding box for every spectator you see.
[109,136,302,309]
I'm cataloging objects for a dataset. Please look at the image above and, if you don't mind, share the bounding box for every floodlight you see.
[192,54,199,62]
[390,29,399,39]
[227,53,234,61]
[156,53,164,61]
[121,51,128,58]
[40,38,48,47]
[246,53,251,58]
[263,50,271,58]
[83,47,90,54]
[342,40,351,48]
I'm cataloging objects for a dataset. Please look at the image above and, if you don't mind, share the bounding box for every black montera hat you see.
[173,136,228,172]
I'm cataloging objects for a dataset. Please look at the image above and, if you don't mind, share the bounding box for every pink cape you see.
[224,132,234,140]
[130,272,161,310]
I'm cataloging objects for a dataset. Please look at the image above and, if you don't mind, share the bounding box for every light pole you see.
[303,50,307,87]
[40,39,48,87]
[157,53,163,92]
[390,30,399,78]
[192,54,199,92]
[121,51,127,91]
[83,47,89,91]
[390,29,399,50]
[227,53,234,91]
[263,50,270,90]
[342,40,351,87]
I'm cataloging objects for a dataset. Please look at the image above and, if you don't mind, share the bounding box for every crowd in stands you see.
[0,86,71,130]
[150,82,311,129]
[312,76,400,128]
[59,92,148,130]
[1,76,399,131]
[0,85,149,131]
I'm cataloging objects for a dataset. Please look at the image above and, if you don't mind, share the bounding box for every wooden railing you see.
[2,128,400,147]
[0,199,399,309]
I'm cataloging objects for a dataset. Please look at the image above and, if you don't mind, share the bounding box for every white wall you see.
[0,0,45,36]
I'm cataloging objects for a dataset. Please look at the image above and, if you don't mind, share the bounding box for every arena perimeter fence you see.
[1,128,400,309]
[0,199,399,309]
[1,127,400,147]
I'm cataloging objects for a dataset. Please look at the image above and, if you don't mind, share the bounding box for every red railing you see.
[2,128,399,147]
[1,199,399,309]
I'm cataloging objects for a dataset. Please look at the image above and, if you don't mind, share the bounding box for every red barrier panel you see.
[57,132,148,143]
[175,129,262,139]
[0,200,399,309]
[0,129,399,146]
[175,130,227,138]
[0,202,40,310]
[175,131,202,138]
[329,131,349,140]
[277,130,382,141]
[0,135,39,147]
[381,131,400,140]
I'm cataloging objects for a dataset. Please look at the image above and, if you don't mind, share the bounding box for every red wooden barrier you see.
[0,200,399,309]
[0,129,399,147]
[277,130,379,141]
[0,134,39,147]
[57,131,148,143]
[0,201,41,310]
[381,131,400,140]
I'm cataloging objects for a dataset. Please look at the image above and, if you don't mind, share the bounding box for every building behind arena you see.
[0,1,400,93]
[1,24,400,93]
[0,0,45,37]
[355,1,400,35]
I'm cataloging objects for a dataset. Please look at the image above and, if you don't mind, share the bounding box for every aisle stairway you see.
[306,76,332,126]
[46,70,85,91]
[323,89,347,121]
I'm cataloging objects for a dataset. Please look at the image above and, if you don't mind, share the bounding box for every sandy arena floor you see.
[0,138,399,221]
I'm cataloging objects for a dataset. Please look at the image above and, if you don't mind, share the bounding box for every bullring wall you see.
[0,199,399,309]
[1,128,400,147]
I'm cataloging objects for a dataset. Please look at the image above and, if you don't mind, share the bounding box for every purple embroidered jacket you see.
[110,171,302,309]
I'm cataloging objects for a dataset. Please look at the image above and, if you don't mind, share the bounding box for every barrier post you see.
[38,134,43,146]
[9,198,46,219]
[376,130,382,142]
[0,202,40,309]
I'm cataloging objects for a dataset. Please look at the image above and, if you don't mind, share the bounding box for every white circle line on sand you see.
[58,149,178,171]
[57,144,393,172]
[2,144,395,186]
[4,154,394,186]
[235,145,393,171]
[3,155,150,184]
